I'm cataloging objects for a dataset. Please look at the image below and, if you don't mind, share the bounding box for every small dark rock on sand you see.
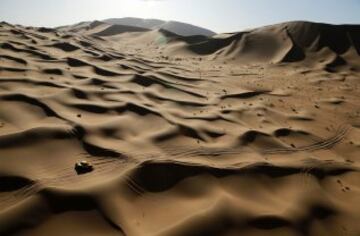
[75,160,94,174]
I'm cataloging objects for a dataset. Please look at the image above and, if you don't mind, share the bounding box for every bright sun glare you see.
[145,0,158,7]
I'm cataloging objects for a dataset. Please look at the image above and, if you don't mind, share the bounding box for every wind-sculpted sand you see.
[0,20,359,236]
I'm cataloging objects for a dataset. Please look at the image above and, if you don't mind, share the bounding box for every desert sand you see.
[0,20,359,236]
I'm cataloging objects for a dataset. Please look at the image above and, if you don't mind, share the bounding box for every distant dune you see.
[104,17,166,29]
[58,17,216,37]
[103,17,216,37]
[0,20,360,236]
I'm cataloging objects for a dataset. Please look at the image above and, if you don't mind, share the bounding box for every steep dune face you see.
[210,27,306,63]
[285,21,360,54]
[0,20,360,236]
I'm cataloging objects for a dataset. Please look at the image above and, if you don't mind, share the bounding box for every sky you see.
[0,0,359,33]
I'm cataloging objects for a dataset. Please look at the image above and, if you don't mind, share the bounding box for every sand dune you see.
[164,21,360,64]
[59,18,216,37]
[0,20,360,236]
[103,17,216,37]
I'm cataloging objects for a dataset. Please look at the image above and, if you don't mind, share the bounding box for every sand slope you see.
[0,20,360,236]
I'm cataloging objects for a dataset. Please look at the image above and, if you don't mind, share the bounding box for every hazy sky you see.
[0,0,359,33]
